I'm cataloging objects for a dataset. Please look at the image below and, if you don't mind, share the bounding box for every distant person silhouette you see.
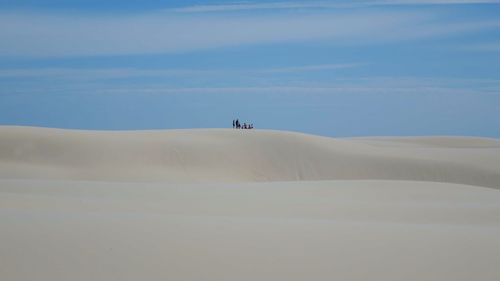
[232,119,235,129]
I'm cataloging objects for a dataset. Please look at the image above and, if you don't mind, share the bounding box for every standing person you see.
[236,119,240,129]
[232,119,235,129]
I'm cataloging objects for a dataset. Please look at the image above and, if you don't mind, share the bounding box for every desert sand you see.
[1,126,500,280]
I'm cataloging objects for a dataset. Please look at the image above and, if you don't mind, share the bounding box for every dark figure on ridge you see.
[232,119,254,129]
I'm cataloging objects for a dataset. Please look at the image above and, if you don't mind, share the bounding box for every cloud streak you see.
[3,69,499,97]
[463,42,500,52]
[263,63,363,73]
[0,6,499,57]
[375,0,500,5]
[0,68,212,79]
[170,0,500,13]
[0,63,362,81]
[0,11,409,57]
[170,2,354,13]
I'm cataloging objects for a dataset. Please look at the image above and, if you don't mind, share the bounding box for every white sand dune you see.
[2,179,500,281]
[1,126,500,281]
[1,126,500,188]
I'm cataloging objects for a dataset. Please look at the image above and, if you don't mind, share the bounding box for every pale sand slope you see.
[1,126,500,280]
[1,126,500,188]
[1,179,500,281]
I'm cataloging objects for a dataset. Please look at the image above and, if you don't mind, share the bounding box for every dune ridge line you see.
[1,126,499,188]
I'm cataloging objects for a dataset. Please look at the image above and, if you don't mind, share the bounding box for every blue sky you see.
[1,0,500,137]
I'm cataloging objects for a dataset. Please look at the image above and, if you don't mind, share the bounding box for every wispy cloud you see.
[3,69,499,97]
[83,79,500,99]
[0,68,212,79]
[170,0,500,13]
[0,9,500,56]
[0,6,499,57]
[375,0,500,5]
[169,2,354,13]
[263,63,363,73]
[0,10,409,57]
[0,64,362,81]
[462,42,500,52]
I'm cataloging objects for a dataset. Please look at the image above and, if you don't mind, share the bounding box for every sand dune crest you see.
[1,126,499,188]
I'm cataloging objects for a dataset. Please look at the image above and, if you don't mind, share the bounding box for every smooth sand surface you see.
[1,126,500,280]
[1,126,500,188]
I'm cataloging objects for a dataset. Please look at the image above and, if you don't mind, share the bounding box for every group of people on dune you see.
[233,119,254,129]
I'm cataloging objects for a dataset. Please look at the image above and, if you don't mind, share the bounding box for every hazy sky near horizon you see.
[1,0,500,137]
